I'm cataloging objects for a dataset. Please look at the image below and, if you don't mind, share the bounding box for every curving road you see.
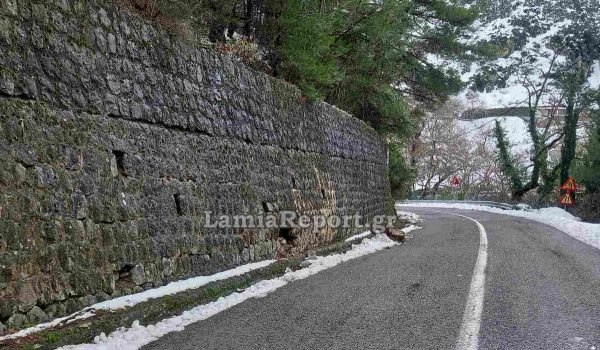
[142,208,600,350]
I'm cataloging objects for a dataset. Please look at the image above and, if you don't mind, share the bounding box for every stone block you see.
[26,305,48,324]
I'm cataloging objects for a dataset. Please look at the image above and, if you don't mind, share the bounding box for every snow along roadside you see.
[0,260,276,341]
[59,234,398,350]
[396,211,423,236]
[397,203,600,250]
[397,211,423,224]
[344,230,372,242]
[344,212,424,242]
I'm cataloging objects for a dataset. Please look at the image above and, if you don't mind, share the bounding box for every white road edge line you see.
[443,211,488,350]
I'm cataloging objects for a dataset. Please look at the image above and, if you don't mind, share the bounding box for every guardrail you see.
[396,200,517,211]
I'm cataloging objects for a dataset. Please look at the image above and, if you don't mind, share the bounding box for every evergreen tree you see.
[551,7,600,184]
[280,0,477,195]
[469,0,600,200]
[148,0,479,197]
[575,126,600,192]
[389,141,416,198]
[574,98,600,192]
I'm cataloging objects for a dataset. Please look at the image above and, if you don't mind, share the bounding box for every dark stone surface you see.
[0,0,390,328]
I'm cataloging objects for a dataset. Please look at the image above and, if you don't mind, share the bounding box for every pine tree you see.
[151,0,479,197]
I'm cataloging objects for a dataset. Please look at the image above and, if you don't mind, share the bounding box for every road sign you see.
[451,176,461,188]
[560,177,577,191]
[559,192,575,206]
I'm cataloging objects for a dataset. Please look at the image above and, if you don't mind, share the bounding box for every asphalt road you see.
[142,208,600,350]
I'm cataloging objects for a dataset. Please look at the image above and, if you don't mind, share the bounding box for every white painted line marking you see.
[442,211,488,350]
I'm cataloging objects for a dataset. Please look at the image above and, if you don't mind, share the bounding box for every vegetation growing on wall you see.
[117,0,479,197]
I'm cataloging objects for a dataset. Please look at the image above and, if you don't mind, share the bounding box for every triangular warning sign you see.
[451,176,461,187]
[560,177,577,191]
[559,192,574,206]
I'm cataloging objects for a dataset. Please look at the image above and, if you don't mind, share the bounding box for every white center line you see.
[442,211,488,350]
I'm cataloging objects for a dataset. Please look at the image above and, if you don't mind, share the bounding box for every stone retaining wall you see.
[0,0,391,330]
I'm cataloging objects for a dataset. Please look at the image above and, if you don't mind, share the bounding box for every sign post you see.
[559,192,574,206]
[559,177,578,209]
[560,177,577,192]
[451,176,461,188]
[451,176,461,200]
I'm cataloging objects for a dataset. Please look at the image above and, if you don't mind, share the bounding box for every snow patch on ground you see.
[95,260,276,310]
[397,203,600,250]
[0,310,99,342]
[0,260,275,341]
[396,211,423,224]
[401,225,422,234]
[344,230,372,242]
[58,235,397,350]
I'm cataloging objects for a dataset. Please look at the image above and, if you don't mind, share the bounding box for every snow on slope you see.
[397,202,600,250]
[429,0,600,109]
[589,61,600,88]
[458,17,578,108]
[456,113,587,167]
[457,116,531,154]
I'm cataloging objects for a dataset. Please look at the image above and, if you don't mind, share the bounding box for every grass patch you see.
[0,260,297,350]
[0,235,370,350]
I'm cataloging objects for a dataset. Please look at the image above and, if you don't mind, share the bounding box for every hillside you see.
[432,0,600,109]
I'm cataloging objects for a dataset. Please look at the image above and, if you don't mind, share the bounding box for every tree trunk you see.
[560,97,579,185]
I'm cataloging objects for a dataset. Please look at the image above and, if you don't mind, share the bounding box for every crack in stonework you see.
[105,112,386,165]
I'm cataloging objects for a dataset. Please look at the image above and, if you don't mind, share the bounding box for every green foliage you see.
[148,0,477,193]
[45,332,61,344]
[537,164,560,202]
[494,120,524,193]
[472,64,512,92]
[278,0,342,100]
[389,141,416,198]
[371,87,412,136]
[154,0,476,135]
[574,115,600,193]
[554,60,598,184]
